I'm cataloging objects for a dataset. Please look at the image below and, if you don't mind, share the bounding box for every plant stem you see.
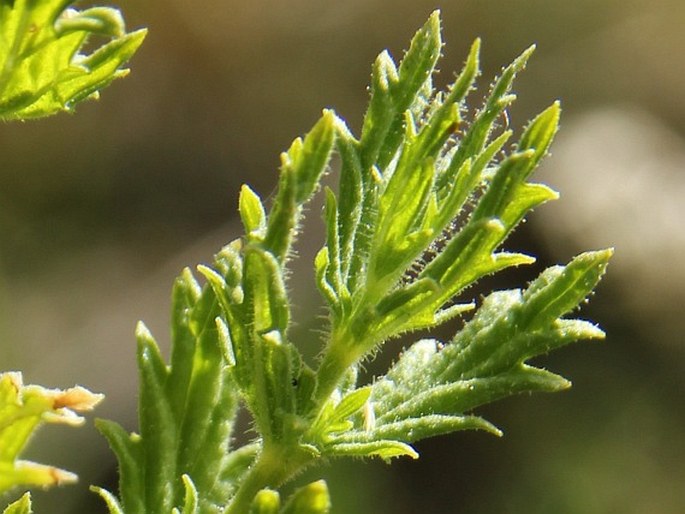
[311,338,352,405]
[223,442,312,514]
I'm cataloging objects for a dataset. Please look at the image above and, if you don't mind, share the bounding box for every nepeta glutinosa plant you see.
[94,11,610,514]
[1,7,611,514]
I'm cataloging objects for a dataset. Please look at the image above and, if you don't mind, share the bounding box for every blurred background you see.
[1,0,684,512]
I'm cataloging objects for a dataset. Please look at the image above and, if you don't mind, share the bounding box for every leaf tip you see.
[427,9,442,30]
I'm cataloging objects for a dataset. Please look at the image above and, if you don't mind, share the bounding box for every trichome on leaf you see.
[95,10,611,514]
[0,7,611,514]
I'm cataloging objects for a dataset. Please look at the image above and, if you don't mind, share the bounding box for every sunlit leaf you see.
[0,0,145,120]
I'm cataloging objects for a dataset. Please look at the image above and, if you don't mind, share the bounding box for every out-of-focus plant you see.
[0,373,103,512]
[0,0,144,512]
[0,0,146,121]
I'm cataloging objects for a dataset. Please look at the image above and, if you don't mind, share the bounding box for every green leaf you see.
[312,22,568,407]
[471,103,561,226]
[333,123,364,284]
[54,7,125,37]
[518,249,613,331]
[321,187,344,309]
[221,442,260,486]
[360,11,441,171]
[435,44,534,195]
[291,110,337,204]
[240,185,268,242]
[0,0,146,121]
[265,110,336,261]
[89,12,612,514]
[517,101,561,166]
[90,487,125,514]
[2,493,32,514]
[167,268,202,421]
[176,475,199,514]
[244,247,290,334]
[324,439,418,461]
[0,372,102,495]
[305,387,372,447]
[314,247,338,311]
[94,419,144,514]
[370,156,436,289]
[330,387,371,423]
[136,323,177,514]
[99,256,241,513]
[347,251,610,448]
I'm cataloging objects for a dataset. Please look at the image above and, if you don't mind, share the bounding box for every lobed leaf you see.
[340,251,612,450]
[264,110,336,262]
[359,12,441,171]
[312,15,569,399]
[89,11,612,514]
[0,372,102,495]
[97,256,242,513]
[2,494,32,514]
[0,0,146,121]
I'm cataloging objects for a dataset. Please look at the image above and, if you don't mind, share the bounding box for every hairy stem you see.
[223,443,312,514]
[313,330,361,409]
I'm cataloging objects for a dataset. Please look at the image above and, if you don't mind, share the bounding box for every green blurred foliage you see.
[1,0,684,513]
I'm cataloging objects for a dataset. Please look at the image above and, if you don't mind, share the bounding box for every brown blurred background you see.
[1,0,684,512]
